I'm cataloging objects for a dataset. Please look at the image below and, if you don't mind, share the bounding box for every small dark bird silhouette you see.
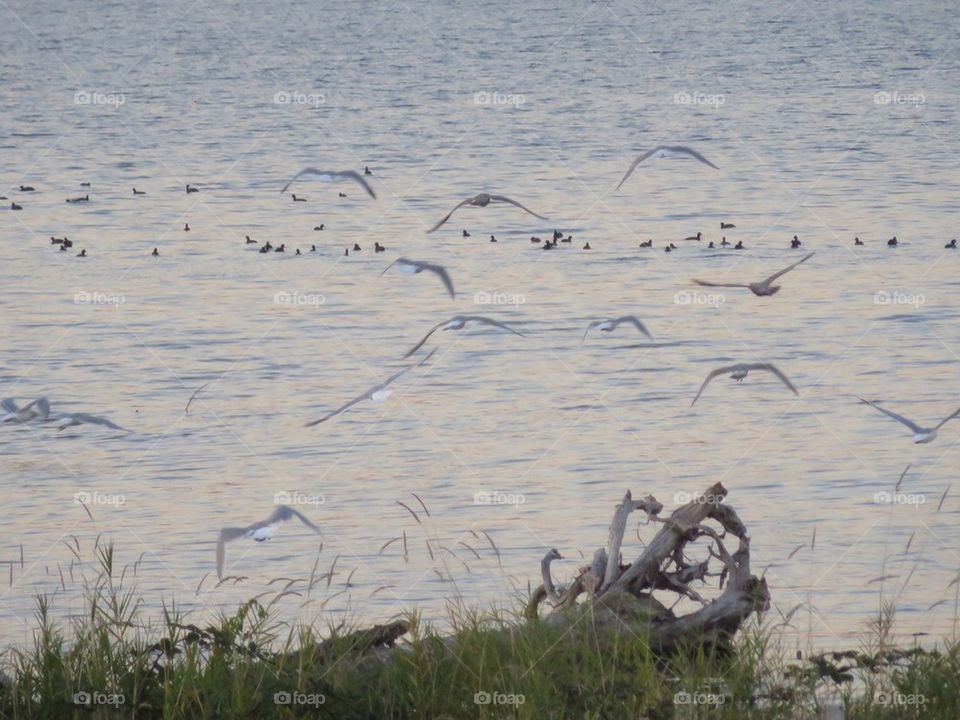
[184,223,190,232]
[152,248,159,256]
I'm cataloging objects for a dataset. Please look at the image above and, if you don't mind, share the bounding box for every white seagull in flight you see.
[1,397,51,424]
[305,349,436,426]
[216,504,322,579]
[58,413,131,432]
[693,253,814,297]
[404,315,525,358]
[280,169,376,198]
[691,363,799,406]
[427,193,546,233]
[857,397,960,444]
[379,258,455,299]
[582,316,653,344]
[615,145,719,190]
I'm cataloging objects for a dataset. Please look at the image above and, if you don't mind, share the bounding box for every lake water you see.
[2,0,959,653]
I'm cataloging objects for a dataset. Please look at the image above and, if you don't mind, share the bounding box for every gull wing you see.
[280,169,376,198]
[404,319,453,358]
[306,349,435,425]
[460,316,526,337]
[746,363,799,395]
[304,389,374,427]
[25,397,51,420]
[217,527,249,579]
[421,263,455,299]
[614,148,659,190]
[617,316,654,339]
[59,413,129,431]
[935,406,960,429]
[690,366,739,406]
[269,505,322,534]
[488,195,547,220]
[761,252,815,285]
[665,145,720,170]
[582,320,604,343]
[692,279,751,289]
[377,258,406,278]
[427,198,475,234]
[1,398,18,414]
[858,397,923,433]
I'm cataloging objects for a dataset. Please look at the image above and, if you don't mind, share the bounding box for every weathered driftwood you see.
[526,483,770,655]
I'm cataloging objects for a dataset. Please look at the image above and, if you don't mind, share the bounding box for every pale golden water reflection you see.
[2,0,959,652]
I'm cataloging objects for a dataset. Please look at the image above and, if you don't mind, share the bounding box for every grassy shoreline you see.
[1,548,957,719]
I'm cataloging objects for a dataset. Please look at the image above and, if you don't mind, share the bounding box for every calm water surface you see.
[2,0,959,652]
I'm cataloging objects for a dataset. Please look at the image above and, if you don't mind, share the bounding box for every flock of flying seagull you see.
[6,143,959,579]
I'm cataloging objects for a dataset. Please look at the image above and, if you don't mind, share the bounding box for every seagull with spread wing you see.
[427,193,546,233]
[1,397,51,424]
[615,145,719,190]
[404,316,525,358]
[305,349,436,426]
[857,397,960,444]
[58,413,131,432]
[691,363,799,406]
[280,169,376,198]
[216,504,322,579]
[582,316,653,344]
[693,252,814,296]
[379,258,455,298]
